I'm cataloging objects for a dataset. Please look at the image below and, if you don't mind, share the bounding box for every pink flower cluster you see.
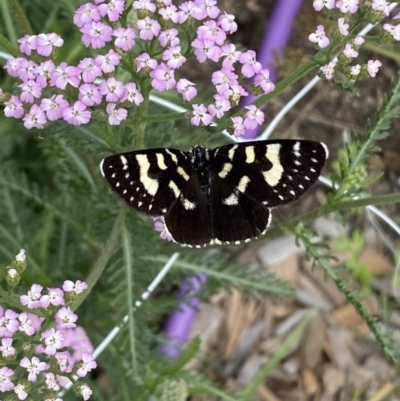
[2,0,275,138]
[308,0,399,81]
[0,251,96,401]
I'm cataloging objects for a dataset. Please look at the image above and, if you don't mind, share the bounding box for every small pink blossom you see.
[201,0,220,19]
[4,95,24,118]
[76,353,97,377]
[158,28,180,47]
[149,63,176,91]
[336,0,359,13]
[16,59,37,81]
[0,309,19,337]
[221,43,241,68]
[4,57,26,78]
[62,280,88,294]
[353,36,365,46]
[197,20,226,46]
[19,80,42,103]
[313,0,335,10]
[218,12,237,34]
[18,313,37,336]
[0,366,14,392]
[113,27,136,51]
[35,60,56,87]
[98,0,125,21]
[45,372,60,391]
[0,338,16,358]
[80,21,113,49]
[132,0,156,12]
[244,105,264,130]
[136,53,158,71]
[159,5,181,23]
[40,95,69,121]
[41,328,65,355]
[120,82,144,105]
[36,33,64,56]
[383,23,400,41]
[62,101,91,126]
[23,105,47,129]
[343,43,358,58]
[231,116,245,138]
[208,94,230,119]
[153,217,173,242]
[14,383,28,400]
[308,25,330,49]
[106,103,128,125]
[20,356,47,381]
[367,60,382,77]
[95,49,122,73]
[320,60,337,80]
[40,288,65,308]
[254,69,275,94]
[338,18,349,36]
[50,62,81,90]
[191,104,212,126]
[99,77,125,102]
[79,84,102,106]
[79,383,93,401]
[17,34,38,55]
[178,1,202,22]
[350,64,361,77]
[162,46,186,69]
[176,79,197,101]
[73,3,101,27]
[137,17,161,40]
[78,57,102,83]
[239,50,262,78]
[56,306,78,329]
[371,0,390,16]
[191,38,221,63]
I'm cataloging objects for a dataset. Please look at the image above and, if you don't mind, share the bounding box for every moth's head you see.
[190,145,209,170]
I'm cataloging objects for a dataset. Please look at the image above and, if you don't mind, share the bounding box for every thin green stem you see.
[265,192,400,240]
[71,207,126,311]
[7,0,34,36]
[0,32,20,58]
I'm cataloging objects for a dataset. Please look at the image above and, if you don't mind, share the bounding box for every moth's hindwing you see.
[164,170,212,247]
[100,148,193,216]
[209,170,272,243]
[210,140,328,208]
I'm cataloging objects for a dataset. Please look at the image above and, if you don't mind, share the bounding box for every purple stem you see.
[159,273,207,359]
[241,0,304,138]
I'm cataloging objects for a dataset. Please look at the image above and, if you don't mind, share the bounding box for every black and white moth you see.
[100,140,328,247]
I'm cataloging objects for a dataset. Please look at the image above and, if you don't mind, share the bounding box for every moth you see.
[100,140,328,247]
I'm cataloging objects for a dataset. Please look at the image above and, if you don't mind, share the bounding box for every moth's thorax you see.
[190,145,210,173]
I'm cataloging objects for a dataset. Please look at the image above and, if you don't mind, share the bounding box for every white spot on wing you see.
[177,166,190,181]
[263,144,283,187]
[181,197,196,210]
[218,163,233,178]
[156,153,168,170]
[237,176,250,193]
[120,155,129,170]
[112,173,116,178]
[290,190,295,196]
[223,192,239,205]
[166,149,178,163]
[169,181,180,198]
[136,154,159,196]
[293,141,301,157]
[138,201,142,207]
[245,146,255,163]
[228,145,238,160]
